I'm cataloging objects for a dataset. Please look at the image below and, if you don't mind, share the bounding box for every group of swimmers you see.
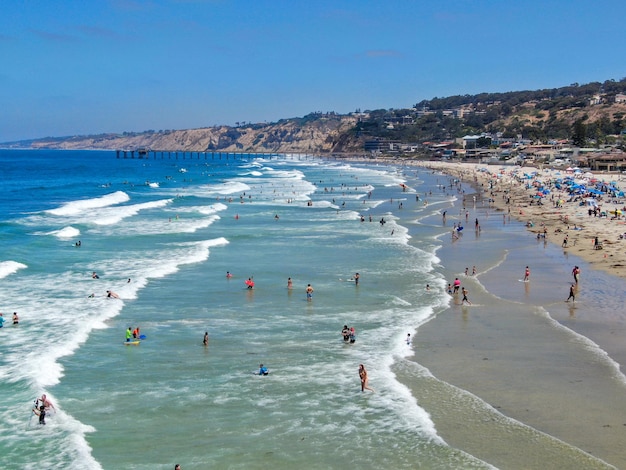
[0,312,18,328]
[341,325,357,344]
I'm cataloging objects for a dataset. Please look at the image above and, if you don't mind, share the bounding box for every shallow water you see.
[2,152,625,469]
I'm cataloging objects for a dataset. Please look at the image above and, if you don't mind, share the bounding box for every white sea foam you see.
[49,226,80,238]
[0,260,27,278]
[47,191,130,216]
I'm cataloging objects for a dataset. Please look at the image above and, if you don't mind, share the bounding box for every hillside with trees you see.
[4,78,625,154]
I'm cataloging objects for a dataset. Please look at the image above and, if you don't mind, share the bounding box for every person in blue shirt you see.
[0,313,5,328]
[259,364,269,376]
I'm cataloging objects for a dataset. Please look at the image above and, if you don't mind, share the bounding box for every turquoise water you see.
[0,150,495,469]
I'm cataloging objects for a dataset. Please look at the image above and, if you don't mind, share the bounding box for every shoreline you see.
[410,163,626,469]
[354,158,626,468]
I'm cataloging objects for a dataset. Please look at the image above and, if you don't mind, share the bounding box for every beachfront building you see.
[586,151,626,172]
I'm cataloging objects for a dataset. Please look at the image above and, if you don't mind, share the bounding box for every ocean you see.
[1,150,624,470]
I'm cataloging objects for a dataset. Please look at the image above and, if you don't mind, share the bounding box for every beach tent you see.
[585,198,598,207]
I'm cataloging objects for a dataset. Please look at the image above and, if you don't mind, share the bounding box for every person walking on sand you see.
[523,266,530,282]
[358,364,374,392]
[306,284,314,301]
[566,284,576,302]
[461,287,472,305]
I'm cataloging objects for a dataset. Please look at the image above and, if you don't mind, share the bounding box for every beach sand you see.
[418,161,626,280]
[398,162,626,469]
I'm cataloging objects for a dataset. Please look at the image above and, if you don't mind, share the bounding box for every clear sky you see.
[1,0,625,142]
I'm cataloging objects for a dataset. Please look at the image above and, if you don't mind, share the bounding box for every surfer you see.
[107,290,120,299]
[523,266,530,282]
[36,394,55,411]
[306,284,314,301]
[126,327,132,342]
[32,405,46,425]
[259,364,269,376]
[203,331,209,346]
[12,312,18,325]
[358,364,374,392]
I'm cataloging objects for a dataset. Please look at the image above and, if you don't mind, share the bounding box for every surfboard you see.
[139,334,147,339]
[518,279,529,282]
[124,340,140,345]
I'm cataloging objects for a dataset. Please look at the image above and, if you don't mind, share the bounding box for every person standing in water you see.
[523,266,530,282]
[461,287,472,305]
[566,284,576,302]
[203,331,209,346]
[306,284,314,301]
[32,405,46,425]
[354,273,360,285]
[287,277,293,289]
[358,364,374,392]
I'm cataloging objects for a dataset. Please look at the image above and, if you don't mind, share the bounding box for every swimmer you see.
[226,271,233,278]
[406,333,411,345]
[259,364,269,376]
[341,325,350,342]
[0,313,4,328]
[107,290,120,299]
[92,271,99,279]
[12,312,18,325]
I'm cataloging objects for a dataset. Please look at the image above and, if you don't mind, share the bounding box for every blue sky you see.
[1,0,624,142]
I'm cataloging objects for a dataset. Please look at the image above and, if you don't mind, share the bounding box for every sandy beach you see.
[417,161,626,280]
[390,160,626,469]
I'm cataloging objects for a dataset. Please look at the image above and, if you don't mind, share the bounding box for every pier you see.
[114,149,320,160]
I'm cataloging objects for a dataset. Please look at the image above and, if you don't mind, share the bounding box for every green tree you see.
[571,120,587,147]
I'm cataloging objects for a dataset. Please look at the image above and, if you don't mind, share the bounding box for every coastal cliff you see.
[24,114,364,154]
